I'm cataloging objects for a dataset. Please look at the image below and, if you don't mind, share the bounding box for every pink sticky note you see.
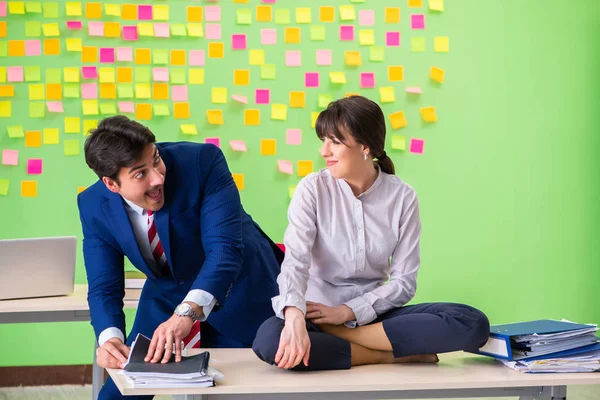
[406,87,422,94]
[206,23,222,40]
[360,72,375,88]
[82,66,98,79]
[231,33,246,50]
[261,29,276,45]
[231,95,248,104]
[286,129,302,145]
[47,101,64,113]
[285,50,301,67]
[25,40,41,56]
[117,47,133,62]
[410,138,425,154]
[138,5,153,20]
[153,68,169,82]
[359,10,374,26]
[88,22,104,37]
[255,89,270,104]
[189,50,205,66]
[278,160,293,175]
[386,31,400,46]
[100,48,115,63]
[7,67,23,82]
[340,25,354,41]
[411,14,425,29]
[118,102,135,113]
[123,26,139,41]
[172,85,188,101]
[316,50,332,66]
[82,83,98,99]
[154,23,170,38]
[230,140,247,152]
[1,150,18,166]
[66,21,83,30]
[262,0,276,3]
[27,159,43,175]
[205,6,221,22]
[0,2,6,17]
[305,72,319,88]
[205,138,221,147]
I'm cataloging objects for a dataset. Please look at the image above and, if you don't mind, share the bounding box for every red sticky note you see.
[305,72,319,88]
[410,138,424,154]
[231,34,247,50]
[138,5,153,20]
[2,149,18,166]
[386,32,400,46]
[189,50,205,66]
[286,129,302,145]
[255,89,270,104]
[100,48,115,63]
[411,14,425,29]
[123,26,139,41]
[66,21,83,30]
[205,137,221,147]
[27,159,42,174]
[340,25,354,41]
[360,72,375,88]
[82,66,98,79]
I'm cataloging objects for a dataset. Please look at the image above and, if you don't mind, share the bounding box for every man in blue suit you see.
[78,115,282,399]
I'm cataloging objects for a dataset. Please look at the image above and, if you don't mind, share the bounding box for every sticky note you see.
[27,159,42,174]
[288,185,296,199]
[319,6,334,22]
[46,83,63,98]
[85,2,102,19]
[24,66,40,83]
[359,30,375,46]
[7,125,24,138]
[115,101,133,113]
[189,69,204,84]
[205,5,221,22]
[411,14,425,29]
[208,42,224,58]
[64,139,80,156]
[297,160,313,177]
[187,5,202,22]
[42,128,59,144]
[232,34,246,50]
[21,180,37,197]
[232,174,244,191]
[385,7,400,23]
[429,0,444,11]
[117,47,133,62]
[261,64,276,80]
[253,89,269,105]
[0,179,8,196]
[285,27,301,44]
[260,139,276,155]
[370,46,385,62]
[25,21,41,37]
[43,39,60,55]
[206,109,224,125]
[180,124,198,135]
[296,7,311,23]
[154,23,169,38]
[135,103,152,120]
[289,91,305,108]
[66,2,82,16]
[47,101,64,113]
[406,87,422,94]
[66,21,83,30]
[360,72,375,88]
[0,101,11,117]
[231,95,247,104]
[434,36,449,52]
[230,140,247,152]
[189,50,205,66]
[389,111,407,129]
[256,5,272,22]
[171,69,187,84]
[135,83,151,99]
[0,85,14,97]
[152,83,168,100]
[233,70,249,86]
[430,66,445,83]
[152,68,168,82]
[420,106,437,122]
[123,26,138,41]
[339,5,356,21]
[43,2,58,18]
[172,86,188,102]
[391,135,407,151]
[261,28,277,45]
[83,120,98,134]
[8,1,25,14]
[278,160,293,175]
[340,25,354,41]
[66,38,82,52]
[99,68,115,83]
[271,104,287,121]
[25,2,41,13]
[205,23,221,40]
[99,48,115,64]
[64,117,80,133]
[171,24,187,37]
[311,111,320,128]
[153,49,169,65]
[153,103,170,116]
[409,0,423,7]
[8,66,24,82]
[275,8,290,24]
[203,138,220,148]
[25,130,42,147]
[316,49,332,66]
[249,49,265,65]
[88,22,104,37]
[309,25,326,41]
[117,67,132,83]
[411,36,426,52]
[212,87,227,104]
[29,84,44,100]
[285,50,301,67]
[105,4,121,16]
[244,109,260,125]
[318,94,333,109]
[410,139,424,154]
[345,51,362,66]
[305,72,319,88]
[138,4,152,20]
[386,32,400,46]
[26,40,41,56]
[30,102,45,118]
[286,129,302,145]
[82,100,99,115]
[329,72,347,84]
[187,23,204,37]
[237,8,251,24]
[380,87,395,103]
[359,10,374,26]
[2,149,18,166]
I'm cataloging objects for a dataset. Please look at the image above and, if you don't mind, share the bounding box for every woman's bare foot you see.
[394,354,439,364]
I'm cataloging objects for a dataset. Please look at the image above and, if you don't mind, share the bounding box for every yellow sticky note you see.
[244,109,260,126]
[359,30,375,46]
[256,5,272,22]
[174,102,190,119]
[260,139,276,155]
[233,69,249,86]
[82,100,99,115]
[311,112,320,128]
[339,5,356,21]
[429,0,444,11]
[180,124,198,135]
[434,36,449,52]
[206,109,224,125]
[43,128,59,144]
[208,42,224,58]
[289,91,305,108]
[388,66,404,81]
[189,69,204,85]
[295,8,311,24]
[64,67,80,83]
[136,103,152,120]
[271,104,287,121]
[29,84,45,100]
[25,130,42,147]
[385,7,400,23]
[138,23,154,37]
[298,161,313,177]
[319,6,335,22]
[66,38,82,52]
[154,5,169,20]
[83,120,98,135]
[0,101,11,117]
[380,87,395,103]
[408,0,423,7]
[345,51,362,66]
[430,66,445,83]
[64,139,80,156]
[105,4,121,16]
[391,135,407,151]
[66,2,82,16]
[187,23,204,37]
[42,23,60,37]
[135,83,151,99]
[330,72,347,84]
[420,106,437,122]
[232,174,244,191]
[249,49,265,65]
[285,27,301,44]
[99,68,115,83]
[212,87,227,104]
[21,181,37,197]
[389,111,407,129]
[64,117,80,133]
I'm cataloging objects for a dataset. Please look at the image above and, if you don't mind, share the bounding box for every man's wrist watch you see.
[174,303,200,322]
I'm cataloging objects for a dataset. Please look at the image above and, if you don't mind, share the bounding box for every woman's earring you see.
[363,153,368,161]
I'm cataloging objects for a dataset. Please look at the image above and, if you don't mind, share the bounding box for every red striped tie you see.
[147,210,169,274]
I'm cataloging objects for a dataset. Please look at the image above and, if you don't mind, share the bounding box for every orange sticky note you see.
[153,83,169,100]
[345,51,361,66]
[21,181,38,197]
[389,111,407,129]
[136,103,152,120]
[174,102,190,119]
[187,6,203,22]
[121,4,137,20]
[85,2,102,19]
[82,46,97,62]
[256,5,272,22]
[388,65,404,82]
[206,109,224,125]
[46,84,62,100]
[244,109,260,126]
[233,69,249,86]
[232,173,244,190]
[77,186,87,194]
[171,50,186,66]
[430,66,445,83]
[285,27,301,44]
[104,22,120,38]
[44,39,60,55]
[8,40,25,57]
[319,6,335,22]
[100,83,116,99]
[260,139,276,155]
[208,42,224,58]
[25,130,42,147]
[135,48,151,65]
[117,67,132,83]
[0,22,6,38]
[289,91,305,108]
[385,7,400,23]
[420,106,437,122]
[298,160,313,177]
[0,85,14,97]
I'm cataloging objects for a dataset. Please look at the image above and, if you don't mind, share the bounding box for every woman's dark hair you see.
[315,95,395,175]
[84,115,156,183]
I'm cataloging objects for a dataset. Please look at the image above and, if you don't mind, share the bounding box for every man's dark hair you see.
[84,115,156,183]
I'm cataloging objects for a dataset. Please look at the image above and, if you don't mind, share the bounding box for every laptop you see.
[0,236,77,300]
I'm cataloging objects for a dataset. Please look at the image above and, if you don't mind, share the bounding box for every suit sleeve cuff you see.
[183,289,217,322]
[344,297,378,326]
[98,327,125,347]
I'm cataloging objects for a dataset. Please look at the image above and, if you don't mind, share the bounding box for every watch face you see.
[176,303,191,314]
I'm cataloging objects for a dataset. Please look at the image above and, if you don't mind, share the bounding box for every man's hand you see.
[145,314,193,364]
[306,302,355,326]
[275,307,311,369]
[96,337,129,369]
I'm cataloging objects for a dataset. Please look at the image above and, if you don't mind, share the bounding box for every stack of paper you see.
[502,349,600,373]
[120,334,222,389]
[509,325,599,359]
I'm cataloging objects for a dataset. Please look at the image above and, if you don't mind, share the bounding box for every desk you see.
[109,349,600,400]
[0,284,139,400]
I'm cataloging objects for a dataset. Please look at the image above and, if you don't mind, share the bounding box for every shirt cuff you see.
[98,327,125,347]
[271,294,306,320]
[183,289,217,321]
[344,296,378,326]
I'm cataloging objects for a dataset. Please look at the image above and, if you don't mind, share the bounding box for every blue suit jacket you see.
[78,142,282,345]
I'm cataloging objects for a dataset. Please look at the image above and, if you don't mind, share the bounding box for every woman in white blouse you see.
[252,96,490,370]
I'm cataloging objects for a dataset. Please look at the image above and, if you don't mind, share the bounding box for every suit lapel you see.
[155,143,173,274]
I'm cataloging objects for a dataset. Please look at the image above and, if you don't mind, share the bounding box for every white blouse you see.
[271,168,421,327]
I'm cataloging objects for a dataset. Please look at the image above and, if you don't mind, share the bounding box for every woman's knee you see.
[252,316,284,364]
[457,305,490,348]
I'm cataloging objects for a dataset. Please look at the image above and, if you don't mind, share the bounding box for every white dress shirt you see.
[98,197,216,346]
[271,168,421,327]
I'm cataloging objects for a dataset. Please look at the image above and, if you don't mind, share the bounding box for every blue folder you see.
[471,319,600,361]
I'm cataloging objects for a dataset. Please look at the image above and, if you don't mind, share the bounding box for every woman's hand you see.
[306,302,355,325]
[275,307,311,369]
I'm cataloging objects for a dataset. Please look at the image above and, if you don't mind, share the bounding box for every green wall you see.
[1,0,599,366]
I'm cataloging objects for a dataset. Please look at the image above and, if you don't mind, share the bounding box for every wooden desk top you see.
[109,349,600,397]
